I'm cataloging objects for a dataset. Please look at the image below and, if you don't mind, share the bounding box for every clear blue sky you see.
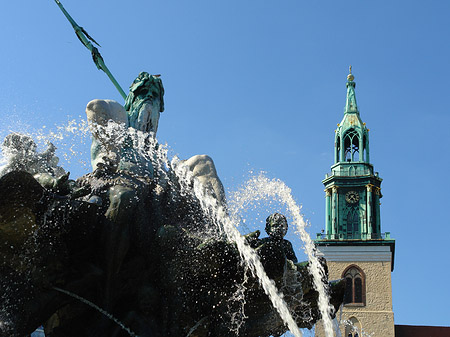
[1,0,449,330]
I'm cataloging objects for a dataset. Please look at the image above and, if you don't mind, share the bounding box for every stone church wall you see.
[315,260,395,337]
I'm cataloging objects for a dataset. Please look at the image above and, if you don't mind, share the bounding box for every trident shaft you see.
[54,0,127,100]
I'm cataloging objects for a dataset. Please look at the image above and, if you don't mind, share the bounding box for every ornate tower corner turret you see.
[315,68,396,337]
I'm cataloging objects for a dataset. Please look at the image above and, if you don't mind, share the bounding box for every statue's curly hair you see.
[124,72,165,113]
[265,212,288,235]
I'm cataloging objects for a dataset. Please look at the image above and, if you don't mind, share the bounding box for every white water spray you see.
[174,160,304,337]
[0,118,92,178]
[83,124,305,335]
[228,173,335,337]
[0,118,339,336]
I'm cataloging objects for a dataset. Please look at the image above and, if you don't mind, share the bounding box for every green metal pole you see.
[54,0,127,100]
[375,188,381,236]
[331,187,337,238]
[366,185,373,238]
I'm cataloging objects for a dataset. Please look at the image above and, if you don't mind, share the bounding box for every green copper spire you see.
[345,66,358,114]
[334,67,369,164]
[318,68,388,242]
[315,69,395,273]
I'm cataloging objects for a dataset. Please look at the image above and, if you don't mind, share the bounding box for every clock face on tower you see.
[345,191,359,204]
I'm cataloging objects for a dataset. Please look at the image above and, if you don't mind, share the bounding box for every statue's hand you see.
[244,230,261,248]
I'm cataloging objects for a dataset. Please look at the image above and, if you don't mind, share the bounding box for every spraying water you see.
[77,122,307,335]
[0,118,92,178]
[67,121,335,336]
[228,173,335,337]
[0,118,340,336]
[174,159,304,337]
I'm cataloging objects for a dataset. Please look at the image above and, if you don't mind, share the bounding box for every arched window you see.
[363,134,368,162]
[345,317,361,337]
[336,136,341,163]
[345,207,359,238]
[343,266,365,305]
[344,129,359,162]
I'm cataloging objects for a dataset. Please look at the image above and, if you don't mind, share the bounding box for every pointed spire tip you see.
[347,65,354,81]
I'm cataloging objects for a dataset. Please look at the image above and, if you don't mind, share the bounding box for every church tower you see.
[315,68,395,337]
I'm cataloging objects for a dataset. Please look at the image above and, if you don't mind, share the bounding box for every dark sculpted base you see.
[0,169,344,337]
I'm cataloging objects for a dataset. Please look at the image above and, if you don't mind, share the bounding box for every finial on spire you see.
[344,65,358,113]
[347,65,354,81]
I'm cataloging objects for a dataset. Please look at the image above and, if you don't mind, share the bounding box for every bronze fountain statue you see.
[0,2,344,336]
[0,71,344,337]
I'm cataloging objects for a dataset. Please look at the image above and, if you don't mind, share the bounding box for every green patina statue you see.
[84,72,165,177]
[55,0,166,175]
[0,87,344,336]
[125,72,165,135]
